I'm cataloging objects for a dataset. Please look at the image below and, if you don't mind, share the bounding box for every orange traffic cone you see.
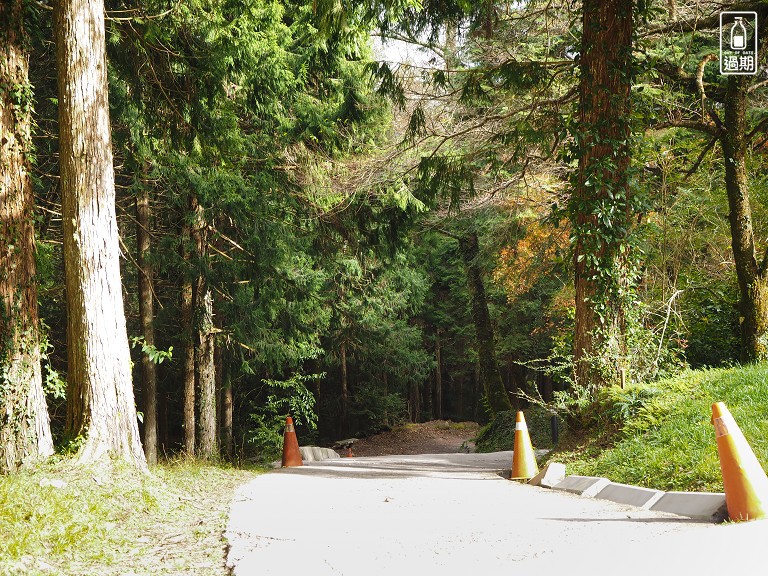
[712,402,768,521]
[281,416,303,467]
[511,411,539,481]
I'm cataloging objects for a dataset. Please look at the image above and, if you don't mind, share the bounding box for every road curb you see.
[547,471,726,521]
[650,491,727,520]
[595,482,664,509]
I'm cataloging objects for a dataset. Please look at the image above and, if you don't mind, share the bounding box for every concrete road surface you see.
[226,453,768,575]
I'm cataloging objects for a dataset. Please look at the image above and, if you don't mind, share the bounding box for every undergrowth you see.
[475,406,562,452]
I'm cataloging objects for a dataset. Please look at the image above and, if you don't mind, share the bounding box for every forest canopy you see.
[0,0,766,470]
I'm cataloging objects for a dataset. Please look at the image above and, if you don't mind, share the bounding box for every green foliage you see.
[247,373,320,461]
[350,382,408,434]
[130,336,173,365]
[475,407,562,453]
[549,364,768,491]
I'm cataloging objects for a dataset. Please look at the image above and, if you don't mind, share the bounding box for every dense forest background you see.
[1,0,767,470]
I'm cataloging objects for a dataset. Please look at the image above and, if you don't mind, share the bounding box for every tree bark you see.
[196,289,217,459]
[721,75,768,362]
[409,380,420,423]
[189,195,216,459]
[222,375,233,460]
[340,340,349,436]
[136,187,157,465]
[180,279,195,454]
[0,0,54,472]
[573,0,634,390]
[434,328,443,419]
[55,0,146,468]
[180,224,195,455]
[459,233,513,413]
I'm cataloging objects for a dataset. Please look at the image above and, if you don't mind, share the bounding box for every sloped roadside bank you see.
[544,363,768,493]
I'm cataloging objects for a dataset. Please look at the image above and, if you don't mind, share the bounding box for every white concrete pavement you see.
[226,453,768,575]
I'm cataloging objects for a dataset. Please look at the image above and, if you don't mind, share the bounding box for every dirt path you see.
[350,420,480,456]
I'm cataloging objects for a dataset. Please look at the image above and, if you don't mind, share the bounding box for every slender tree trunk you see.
[473,360,481,421]
[459,233,513,413]
[340,340,349,436]
[222,374,233,460]
[190,194,216,459]
[180,217,195,455]
[136,187,157,465]
[422,374,432,420]
[196,289,217,459]
[56,0,146,468]
[457,370,464,421]
[721,75,768,362]
[409,380,420,423]
[0,0,54,471]
[573,0,634,390]
[434,328,443,419]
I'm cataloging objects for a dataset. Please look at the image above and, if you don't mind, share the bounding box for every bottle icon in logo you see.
[731,17,747,49]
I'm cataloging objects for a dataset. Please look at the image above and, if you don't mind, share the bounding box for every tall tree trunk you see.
[457,371,464,421]
[0,0,54,471]
[473,360,480,421]
[136,187,157,465]
[409,380,420,423]
[191,195,216,459]
[180,227,195,455]
[222,374,233,460]
[196,289,217,459]
[55,0,146,468]
[423,366,432,420]
[459,233,513,413]
[572,0,634,390]
[721,75,768,362]
[434,328,443,419]
[340,340,349,436]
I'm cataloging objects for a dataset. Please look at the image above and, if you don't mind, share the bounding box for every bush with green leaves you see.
[350,382,409,436]
[247,372,320,462]
[475,407,562,453]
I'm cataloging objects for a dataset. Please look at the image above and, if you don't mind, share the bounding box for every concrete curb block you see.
[271,446,341,468]
[552,475,611,497]
[595,482,665,509]
[650,491,727,520]
[548,474,727,521]
[529,462,566,488]
[300,446,341,462]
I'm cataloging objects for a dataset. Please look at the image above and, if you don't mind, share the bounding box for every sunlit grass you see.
[0,457,259,575]
[549,364,768,492]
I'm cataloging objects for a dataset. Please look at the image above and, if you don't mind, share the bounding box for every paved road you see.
[226,453,768,575]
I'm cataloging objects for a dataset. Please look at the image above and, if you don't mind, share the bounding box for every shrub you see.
[475,406,562,452]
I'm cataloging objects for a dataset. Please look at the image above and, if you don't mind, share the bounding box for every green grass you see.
[0,458,259,575]
[547,363,768,492]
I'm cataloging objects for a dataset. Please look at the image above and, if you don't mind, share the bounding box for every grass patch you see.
[0,457,259,575]
[546,364,768,492]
